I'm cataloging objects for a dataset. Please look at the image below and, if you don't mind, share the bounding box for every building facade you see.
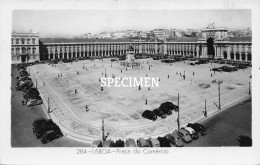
[11,32,40,63]
[11,24,252,63]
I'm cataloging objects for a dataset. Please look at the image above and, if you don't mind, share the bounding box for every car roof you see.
[178,129,189,134]
[168,132,179,138]
[184,127,195,134]
[149,138,159,143]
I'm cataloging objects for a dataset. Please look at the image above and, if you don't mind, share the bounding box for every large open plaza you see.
[27,58,251,141]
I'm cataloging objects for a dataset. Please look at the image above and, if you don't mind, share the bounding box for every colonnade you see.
[42,41,252,62]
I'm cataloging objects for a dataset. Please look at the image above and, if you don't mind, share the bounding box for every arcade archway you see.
[207,38,215,59]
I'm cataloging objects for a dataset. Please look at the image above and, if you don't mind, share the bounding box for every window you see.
[32,38,36,44]
[11,48,14,54]
[21,38,25,44]
[33,48,36,54]
[27,48,31,54]
[16,48,20,54]
[11,38,13,44]
[27,38,31,44]
[16,38,20,44]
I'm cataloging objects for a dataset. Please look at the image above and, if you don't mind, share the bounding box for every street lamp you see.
[177,93,180,130]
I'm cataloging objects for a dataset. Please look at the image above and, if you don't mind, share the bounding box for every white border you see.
[1,0,260,165]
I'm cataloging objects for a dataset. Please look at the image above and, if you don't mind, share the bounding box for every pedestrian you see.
[183,75,185,80]
[101,86,104,91]
[139,85,141,91]
[121,69,122,73]
[145,99,147,105]
[75,89,77,94]
[61,73,63,77]
[22,100,25,105]
[168,75,169,79]
[211,73,212,77]
[85,105,89,112]
[58,74,60,77]
[148,87,150,91]
[193,72,194,76]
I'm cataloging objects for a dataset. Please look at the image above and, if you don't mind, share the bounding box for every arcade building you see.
[11,23,252,63]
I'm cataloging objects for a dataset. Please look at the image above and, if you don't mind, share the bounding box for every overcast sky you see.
[12,9,251,37]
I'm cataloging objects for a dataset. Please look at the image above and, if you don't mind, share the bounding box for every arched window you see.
[16,38,20,44]
[21,38,25,44]
[32,38,36,44]
[11,38,14,44]
[16,48,20,54]
[22,47,26,54]
[32,47,36,54]
[27,47,31,54]
[27,38,31,44]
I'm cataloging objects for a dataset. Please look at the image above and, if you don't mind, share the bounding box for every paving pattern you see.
[29,66,250,142]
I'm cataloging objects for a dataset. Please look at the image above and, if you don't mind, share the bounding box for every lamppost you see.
[249,81,251,95]
[218,81,221,110]
[177,93,180,130]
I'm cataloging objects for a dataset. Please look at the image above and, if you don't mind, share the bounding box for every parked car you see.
[160,106,172,115]
[147,138,160,147]
[182,127,199,140]
[91,139,103,147]
[33,119,56,131]
[114,139,125,147]
[111,58,118,61]
[35,125,60,139]
[157,136,173,147]
[190,63,195,66]
[33,121,57,134]
[103,139,114,147]
[177,129,192,143]
[125,138,137,147]
[19,76,32,82]
[27,98,43,106]
[41,130,63,144]
[137,138,150,147]
[160,102,178,112]
[153,108,167,119]
[165,131,184,147]
[187,123,207,136]
[142,110,157,121]
[33,118,48,127]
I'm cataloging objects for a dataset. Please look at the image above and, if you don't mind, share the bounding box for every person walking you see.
[75,89,77,94]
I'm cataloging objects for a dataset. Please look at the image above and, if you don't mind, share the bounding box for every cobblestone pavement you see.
[29,65,251,142]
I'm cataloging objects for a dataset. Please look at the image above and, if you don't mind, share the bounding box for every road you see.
[186,99,251,147]
[11,64,90,147]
